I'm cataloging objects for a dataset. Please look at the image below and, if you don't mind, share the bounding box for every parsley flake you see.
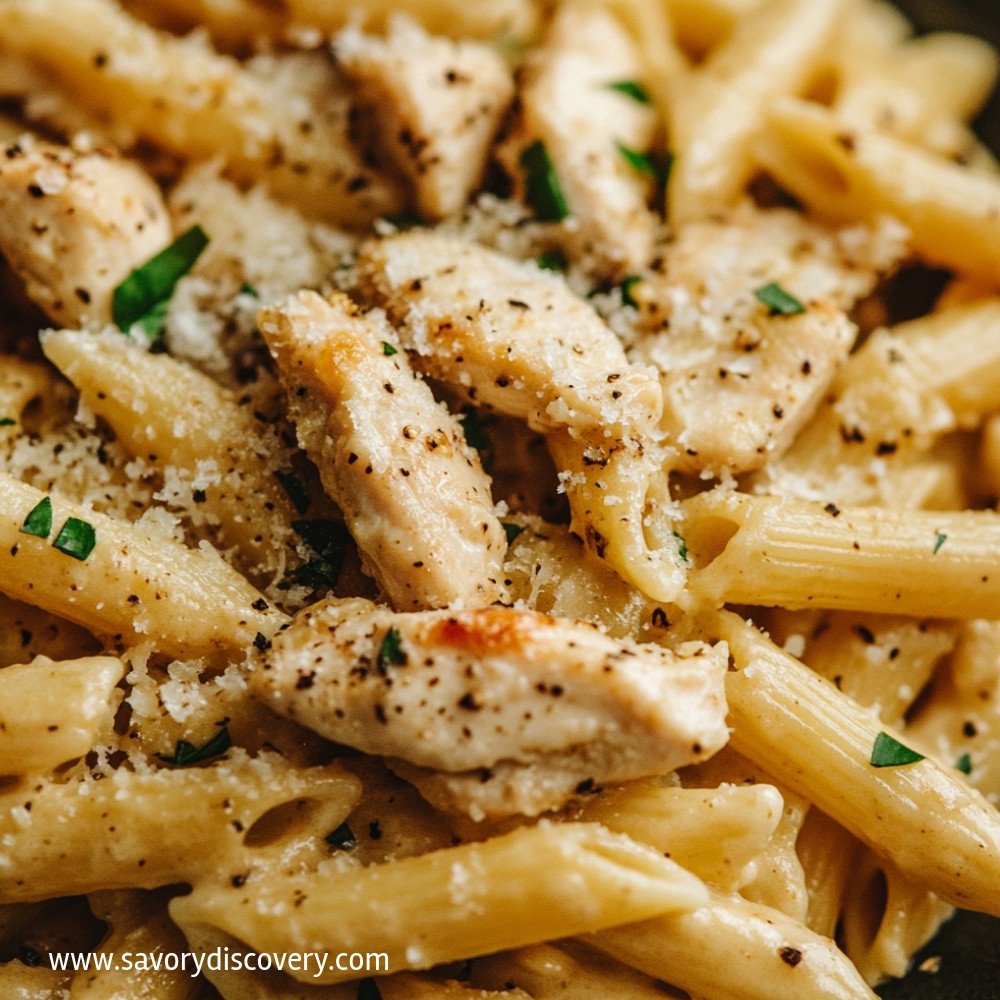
[157,726,231,767]
[956,752,973,775]
[519,140,569,222]
[459,408,490,451]
[52,517,96,560]
[606,80,651,104]
[325,821,358,851]
[381,341,398,356]
[377,627,407,674]
[536,248,568,272]
[238,281,258,297]
[502,522,525,545]
[754,282,805,316]
[673,530,690,565]
[870,731,924,768]
[21,496,53,538]
[616,142,658,176]
[933,531,947,554]
[112,224,209,342]
[0,417,15,426]
[621,274,643,308]
[280,519,348,590]
[275,470,311,514]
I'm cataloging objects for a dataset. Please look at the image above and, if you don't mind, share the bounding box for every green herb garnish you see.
[381,341,398,357]
[956,752,973,775]
[502,522,525,545]
[238,282,258,297]
[933,531,947,555]
[0,417,15,426]
[673,530,690,564]
[519,140,569,222]
[606,80,651,104]
[459,408,490,451]
[157,726,231,767]
[377,627,407,674]
[112,224,209,341]
[325,822,357,851]
[19,946,44,967]
[281,519,348,589]
[276,470,311,515]
[753,282,805,316]
[536,248,568,272]
[20,496,52,538]
[616,142,658,176]
[621,274,642,308]
[52,517,96,560]
[870,731,924,768]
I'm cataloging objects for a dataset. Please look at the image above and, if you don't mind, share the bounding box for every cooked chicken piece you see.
[0,141,170,327]
[251,597,729,819]
[258,290,506,610]
[499,1,659,277]
[627,205,906,474]
[335,16,514,220]
[355,232,662,440]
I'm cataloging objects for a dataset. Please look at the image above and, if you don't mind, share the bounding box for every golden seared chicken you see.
[334,15,514,220]
[252,597,729,819]
[0,141,170,327]
[258,290,506,610]
[356,231,662,440]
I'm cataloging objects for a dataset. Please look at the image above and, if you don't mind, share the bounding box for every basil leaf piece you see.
[325,822,358,851]
[112,224,209,339]
[870,731,925,768]
[158,726,231,767]
[519,140,569,222]
[956,752,973,775]
[606,80,651,104]
[52,517,97,560]
[21,496,53,538]
[381,341,398,356]
[753,282,805,316]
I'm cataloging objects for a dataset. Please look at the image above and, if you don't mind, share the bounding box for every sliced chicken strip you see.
[258,290,506,610]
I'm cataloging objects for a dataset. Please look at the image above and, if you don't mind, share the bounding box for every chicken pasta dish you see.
[0,0,998,997]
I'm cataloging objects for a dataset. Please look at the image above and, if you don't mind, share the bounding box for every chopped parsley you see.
[52,517,97,560]
[157,726,231,767]
[606,79,651,104]
[377,627,407,674]
[275,470,311,515]
[616,142,658,176]
[754,282,805,316]
[621,274,643,308]
[502,522,525,545]
[870,731,924,768]
[281,519,348,589]
[519,140,569,222]
[673,530,690,565]
[459,408,490,451]
[381,341,398,356]
[325,821,358,851]
[933,531,947,554]
[20,496,53,538]
[536,248,568,272]
[238,281,258,297]
[112,224,209,341]
[956,752,973,775]
[0,417,15,426]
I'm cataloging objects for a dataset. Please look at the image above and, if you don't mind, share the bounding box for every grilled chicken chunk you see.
[258,290,506,610]
[335,16,514,220]
[252,597,729,819]
[500,1,659,276]
[356,231,662,440]
[0,141,170,327]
